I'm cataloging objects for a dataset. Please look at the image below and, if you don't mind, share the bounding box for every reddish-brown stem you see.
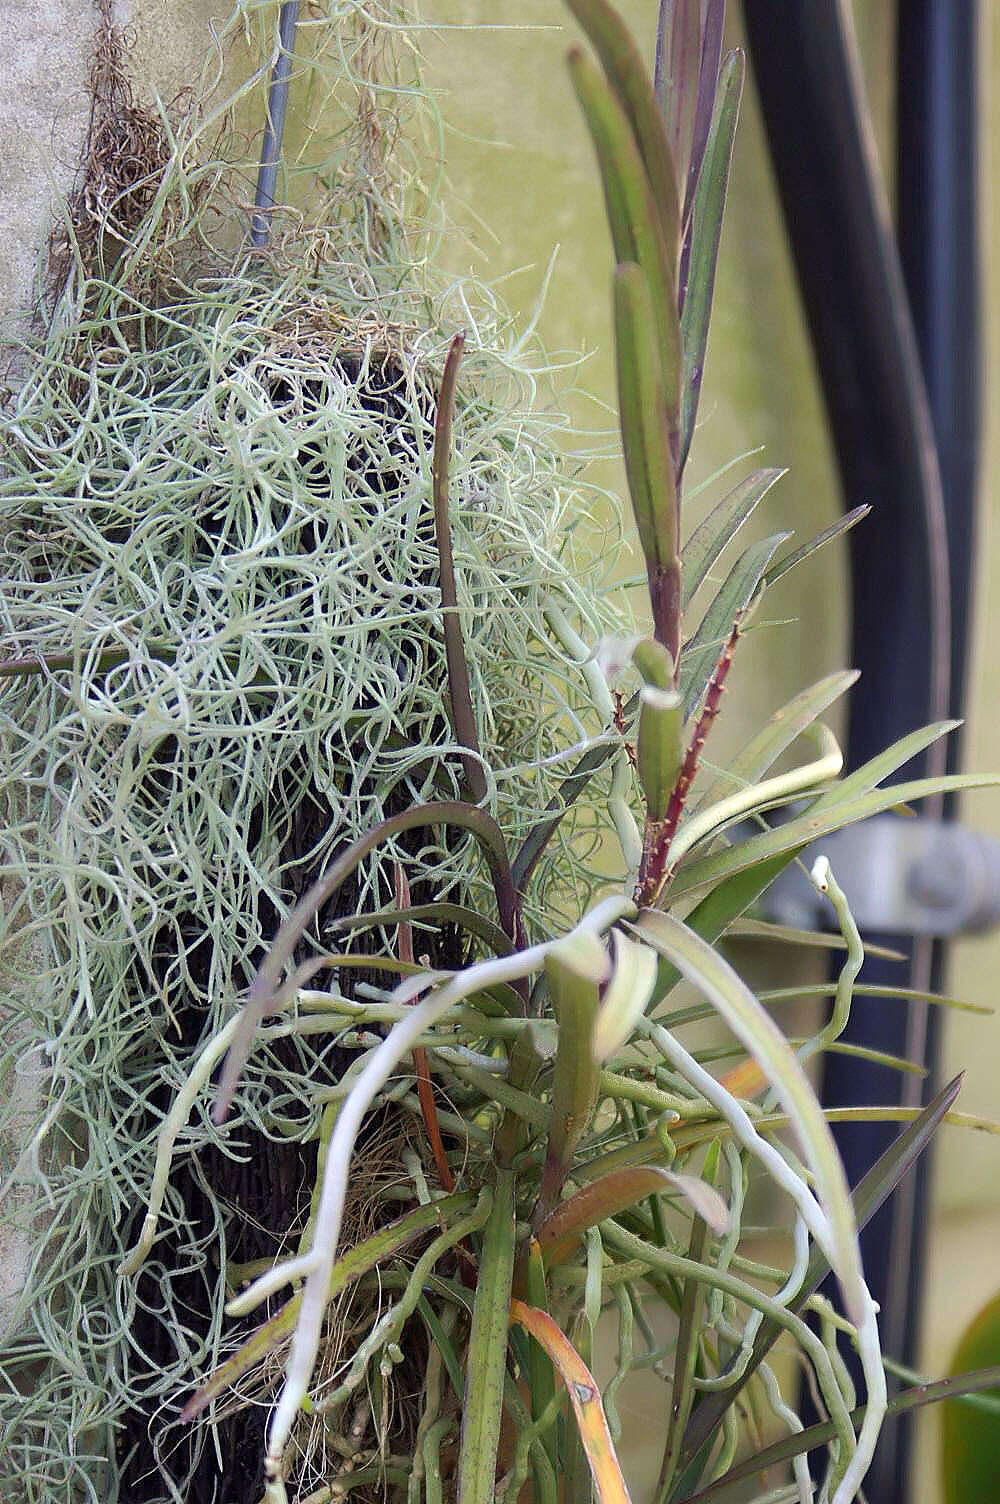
[647,557,684,676]
[636,619,741,907]
[394,865,455,1192]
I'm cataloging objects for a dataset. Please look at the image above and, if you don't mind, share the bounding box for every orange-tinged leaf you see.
[509,1299,633,1504]
[536,1166,678,1267]
[717,1056,767,1100]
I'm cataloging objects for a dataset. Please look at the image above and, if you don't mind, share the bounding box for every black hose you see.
[251,1,300,247]
[741,2,978,1497]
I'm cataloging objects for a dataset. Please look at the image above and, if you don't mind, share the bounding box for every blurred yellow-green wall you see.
[420,4,999,1497]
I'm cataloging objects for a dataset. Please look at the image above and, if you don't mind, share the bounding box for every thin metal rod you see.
[251,1,300,247]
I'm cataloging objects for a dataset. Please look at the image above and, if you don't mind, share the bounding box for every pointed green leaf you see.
[543,934,609,1197]
[680,529,790,716]
[726,917,905,961]
[682,0,725,224]
[458,1175,515,1504]
[811,719,961,810]
[655,0,701,190]
[763,503,871,590]
[569,45,682,418]
[680,1367,1000,1504]
[681,466,786,608]
[566,0,681,259]
[634,909,865,1332]
[612,261,680,577]
[656,1140,721,1503]
[679,50,744,470]
[648,853,798,1017]
[669,772,999,904]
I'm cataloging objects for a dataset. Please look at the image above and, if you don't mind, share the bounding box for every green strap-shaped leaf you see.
[655,0,701,190]
[656,1140,720,1503]
[694,669,859,810]
[681,466,786,608]
[634,910,866,1326]
[569,45,682,421]
[457,1174,515,1504]
[680,529,790,716]
[679,50,744,471]
[647,853,797,1018]
[669,770,998,904]
[811,718,961,810]
[612,261,680,579]
[680,1368,1000,1504]
[565,0,681,260]
[763,503,871,590]
[540,931,608,1212]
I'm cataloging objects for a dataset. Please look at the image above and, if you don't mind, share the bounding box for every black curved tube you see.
[251,1,301,247]
[741,3,979,1499]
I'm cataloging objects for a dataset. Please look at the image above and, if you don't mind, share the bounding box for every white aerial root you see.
[261,892,633,1496]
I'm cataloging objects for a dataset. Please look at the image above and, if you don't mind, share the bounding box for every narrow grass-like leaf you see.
[524,1239,559,1485]
[695,670,858,812]
[656,0,700,190]
[679,50,744,470]
[509,1300,633,1504]
[668,772,1000,904]
[682,0,724,226]
[673,1074,964,1483]
[763,503,871,590]
[432,332,486,804]
[681,467,786,608]
[457,1173,515,1504]
[613,263,681,629]
[648,853,798,1016]
[565,0,681,259]
[569,46,682,420]
[657,1140,721,1502]
[679,1365,1000,1504]
[633,910,866,1329]
[216,800,518,1119]
[180,1192,476,1420]
[681,530,789,715]
[811,718,961,810]
[726,917,905,961]
[762,982,991,1017]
